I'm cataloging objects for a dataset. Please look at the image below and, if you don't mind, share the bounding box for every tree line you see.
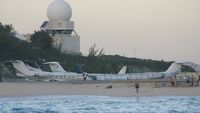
[0,23,194,74]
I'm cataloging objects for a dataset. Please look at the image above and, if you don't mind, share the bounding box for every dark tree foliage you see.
[0,23,30,60]
[31,31,52,49]
[0,23,59,61]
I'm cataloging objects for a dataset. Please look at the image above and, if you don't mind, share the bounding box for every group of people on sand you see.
[186,75,194,86]
[135,75,200,95]
[185,74,200,87]
[170,75,200,87]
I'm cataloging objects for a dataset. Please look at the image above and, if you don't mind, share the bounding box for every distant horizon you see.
[0,0,200,63]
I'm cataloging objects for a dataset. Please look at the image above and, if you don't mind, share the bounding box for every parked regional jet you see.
[86,62,182,80]
[121,62,183,80]
[9,60,81,81]
[43,62,83,80]
[44,62,128,80]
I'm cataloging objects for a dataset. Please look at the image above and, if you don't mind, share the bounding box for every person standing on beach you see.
[173,75,177,87]
[82,73,87,80]
[196,75,200,87]
[135,81,139,95]
[190,75,194,86]
[170,77,175,87]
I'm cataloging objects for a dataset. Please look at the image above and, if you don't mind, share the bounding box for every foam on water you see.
[0,95,200,113]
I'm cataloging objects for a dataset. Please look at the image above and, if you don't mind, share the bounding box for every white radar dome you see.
[47,0,72,21]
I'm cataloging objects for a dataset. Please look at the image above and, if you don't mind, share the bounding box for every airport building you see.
[41,0,80,54]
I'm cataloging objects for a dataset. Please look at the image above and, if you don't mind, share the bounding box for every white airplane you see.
[121,62,183,80]
[86,62,182,80]
[43,62,83,80]
[9,60,79,81]
[44,62,128,80]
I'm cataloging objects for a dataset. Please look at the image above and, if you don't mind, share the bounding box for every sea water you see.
[0,95,200,113]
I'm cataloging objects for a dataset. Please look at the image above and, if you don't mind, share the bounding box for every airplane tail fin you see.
[165,63,182,74]
[43,62,66,73]
[75,64,83,74]
[118,66,127,75]
[11,60,35,76]
[182,62,200,72]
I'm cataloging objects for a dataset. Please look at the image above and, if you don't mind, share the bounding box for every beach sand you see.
[0,82,200,97]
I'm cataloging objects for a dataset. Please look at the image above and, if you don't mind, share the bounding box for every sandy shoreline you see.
[0,82,200,98]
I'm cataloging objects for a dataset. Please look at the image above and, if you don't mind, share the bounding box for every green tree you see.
[88,43,99,56]
[31,31,53,49]
[88,43,104,57]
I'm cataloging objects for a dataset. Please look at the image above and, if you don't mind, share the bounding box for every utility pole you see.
[133,48,139,58]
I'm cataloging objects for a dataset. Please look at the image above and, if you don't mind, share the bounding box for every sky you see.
[0,0,200,63]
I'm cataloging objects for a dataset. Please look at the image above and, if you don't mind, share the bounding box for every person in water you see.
[135,81,139,95]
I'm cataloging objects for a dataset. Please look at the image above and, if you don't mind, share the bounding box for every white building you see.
[41,0,80,54]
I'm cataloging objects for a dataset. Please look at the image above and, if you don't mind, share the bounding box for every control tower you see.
[41,0,80,54]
